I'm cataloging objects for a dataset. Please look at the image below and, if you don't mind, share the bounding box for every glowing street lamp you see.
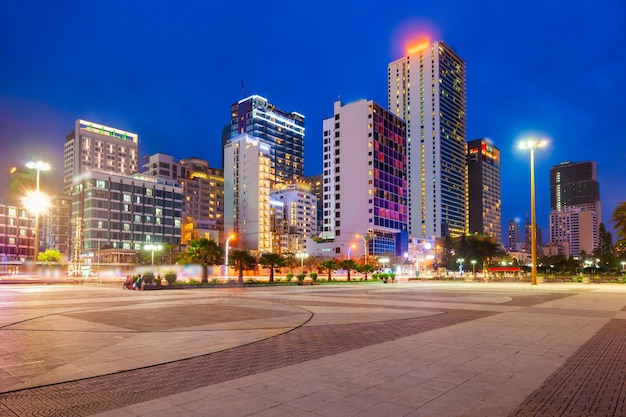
[24,160,51,262]
[144,244,163,266]
[621,261,625,274]
[295,252,309,274]
[457,258,464,274]
[224,234,236,280]
[356,234,369,265]
[347,244,356,259]
[519,138,548,285]
[471,259,477,275]
[378,257,390,270]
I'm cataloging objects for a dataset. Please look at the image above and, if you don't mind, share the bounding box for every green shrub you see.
[389,273,396,282]
[164,272,177,285]
[208,278,219,284]
[297,273,306,283]
[310,272,318,282]
[371,273,379,281]
[286,273,294,282]
[247,278,259,284]
[142,272,155,284]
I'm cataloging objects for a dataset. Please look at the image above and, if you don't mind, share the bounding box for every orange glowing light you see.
[407,37,430,55]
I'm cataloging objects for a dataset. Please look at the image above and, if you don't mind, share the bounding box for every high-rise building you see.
[223,134,274,252]
[388,40,467,239]
[467,139,501,244]
[41,194,71,261]
[548,161,601,256]
[507,219,522,252]
[64,120,138,194]
[321,99,408,258]
[550,161,601,222]
[230,95,305,184]
[0,203,34,262]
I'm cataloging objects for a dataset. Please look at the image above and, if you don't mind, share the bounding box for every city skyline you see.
[1,1,625,238]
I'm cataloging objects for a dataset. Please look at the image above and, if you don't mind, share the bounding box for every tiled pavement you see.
[0,282,626,416]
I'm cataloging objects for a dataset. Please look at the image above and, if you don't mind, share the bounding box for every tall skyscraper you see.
[321,99,408,258]
[64,120,138,194]
[507,219,522,252]
[224,134,274,252]
[388,40,467,240]
[230,95,305,184]
[549,160,601,256]
[467,139,501,244]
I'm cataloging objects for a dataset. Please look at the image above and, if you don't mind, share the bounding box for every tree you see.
[356,264,375,280]
[338,259,358,281]
[38,248,61,263]
[259,253,285,283]
[229,249,257,284]
[179,238,222,283]
[611,202,626,256]
[319,260,338,282]
[593,223,615,269]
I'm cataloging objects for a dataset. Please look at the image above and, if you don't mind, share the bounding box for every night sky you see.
[1,1,625,242]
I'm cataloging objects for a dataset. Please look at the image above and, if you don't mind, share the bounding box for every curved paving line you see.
[0,309,494,416]
[509,318,626,417]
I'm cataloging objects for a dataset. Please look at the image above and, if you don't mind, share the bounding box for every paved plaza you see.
[0,281,625,416]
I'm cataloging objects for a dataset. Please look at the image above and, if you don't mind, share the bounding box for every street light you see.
[224,234,236,280]
[144,244,163,266]
[621,261,625,275]
[519,138,547,285]
[378,257,390,271]
[25,160,51,262]
[347,244,355,259]
[457,258,464,274]
[471,259,476,275]
[356,234,369,265]
[295,252,309,274]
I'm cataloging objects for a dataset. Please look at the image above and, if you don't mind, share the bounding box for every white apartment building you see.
[388,40,467,239]
[321,99,408,258]
[224,134,274,252]
[549,208,598,256]
[270,182,318,253]
[64,120,138,195]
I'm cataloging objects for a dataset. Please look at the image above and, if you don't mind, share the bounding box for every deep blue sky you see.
[1,1,625,241]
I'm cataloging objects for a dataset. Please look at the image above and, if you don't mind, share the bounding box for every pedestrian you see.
[133,274,143,290]
[123,275,132,290]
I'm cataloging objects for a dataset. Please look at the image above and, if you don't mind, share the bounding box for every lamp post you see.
[471,259,476,275]
[25,161,51,262]
[621,261,625,275]
[457,258,464,274]
[295,252,309,274]
[347,244,355,260]
[519,138,547,285]
[224,234,235,280]
[356,234,369,265]
[144,244,163,266]
[378,257,389,271]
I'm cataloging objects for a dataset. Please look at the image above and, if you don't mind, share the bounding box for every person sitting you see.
[133,274,143,290]
[123,275,133,290]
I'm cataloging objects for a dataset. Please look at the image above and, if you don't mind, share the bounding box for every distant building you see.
[0,203,34,262]
[141,154,224,244]
[41,194,71,261]
[388,40,467,239]
[270,182,318,253]
[321,99,408,258]
[549,161,601,256]
[302,174,323,236]
[507,219,523,252]
[223,134,274,252]
[230,95,305,185]
[70,170,183,269]
[64,120,139,195]
[467,139,501,244]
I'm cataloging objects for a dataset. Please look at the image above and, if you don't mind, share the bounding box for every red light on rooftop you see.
[407,37,430,55]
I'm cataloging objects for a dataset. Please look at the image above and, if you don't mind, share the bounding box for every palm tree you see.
[611,202,626,255]
[179,238,222,283]
[356,264,375,280]
[229,249,257,284]
[339,259,358,281]
[319,259,338,282]
[259,253,286,283]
